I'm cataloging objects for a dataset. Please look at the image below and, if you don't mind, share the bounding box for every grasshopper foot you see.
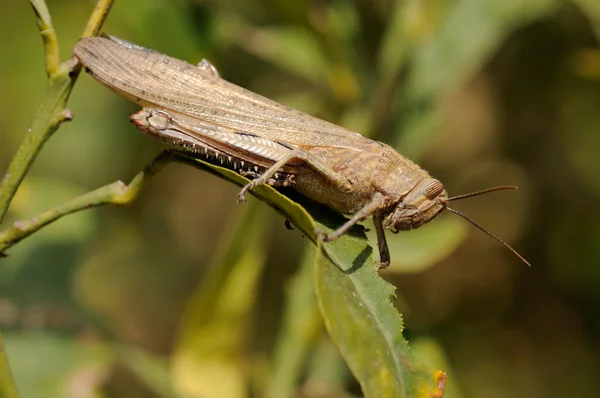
[314,228,334,242]
[238,175,280,202]
[316,227,389,270]
[237,181,257,203]
[237,190,248,203]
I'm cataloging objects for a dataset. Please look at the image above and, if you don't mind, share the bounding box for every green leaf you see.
[410,338,464,398]
[315,225,446,398]
[175,155,446,397]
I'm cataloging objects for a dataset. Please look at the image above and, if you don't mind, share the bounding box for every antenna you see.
[449,185,518,202]
[447,207,531,267]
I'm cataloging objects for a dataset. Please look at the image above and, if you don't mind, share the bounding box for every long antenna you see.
[447,207,531,267]
[449,185,517,202]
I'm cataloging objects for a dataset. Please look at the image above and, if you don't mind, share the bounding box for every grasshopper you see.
[73,35,529,268]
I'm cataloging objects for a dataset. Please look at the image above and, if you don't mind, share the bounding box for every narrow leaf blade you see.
[316,229,446,397]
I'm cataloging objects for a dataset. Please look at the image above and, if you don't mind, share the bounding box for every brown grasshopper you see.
[73,35,529,269]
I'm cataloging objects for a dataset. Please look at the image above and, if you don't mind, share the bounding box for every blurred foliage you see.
[0,0,599,397]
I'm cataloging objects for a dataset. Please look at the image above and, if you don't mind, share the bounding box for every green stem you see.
[30,0,60,76]
[0,2,116,395]
[0,150,178,255]
[0,0,115,225]
[81,0,115,38]
[0,71,74,225]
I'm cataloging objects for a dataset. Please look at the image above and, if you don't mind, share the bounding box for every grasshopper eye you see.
[424,179,444,200]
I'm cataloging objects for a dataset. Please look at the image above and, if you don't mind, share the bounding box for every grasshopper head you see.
[382,183,531,267]
[383,178,448,232]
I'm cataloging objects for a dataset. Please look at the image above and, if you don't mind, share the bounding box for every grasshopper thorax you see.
[382,178,447,232]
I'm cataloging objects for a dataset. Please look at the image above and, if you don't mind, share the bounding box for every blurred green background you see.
[1,0,600,397]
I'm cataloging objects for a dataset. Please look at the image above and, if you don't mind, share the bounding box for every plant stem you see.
[0,0,114,225]
[81,0,115,38]
[0,150,179,254]
[0,2,116,395]
[30,0,60,76]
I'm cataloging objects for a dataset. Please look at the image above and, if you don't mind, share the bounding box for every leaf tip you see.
[433,370,447,397]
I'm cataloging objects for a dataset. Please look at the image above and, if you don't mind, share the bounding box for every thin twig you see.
[0,3,116,395]
[0,0,115,225]
[81,0,115,38]
[30,0,60,76]
[0,150,177,254]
